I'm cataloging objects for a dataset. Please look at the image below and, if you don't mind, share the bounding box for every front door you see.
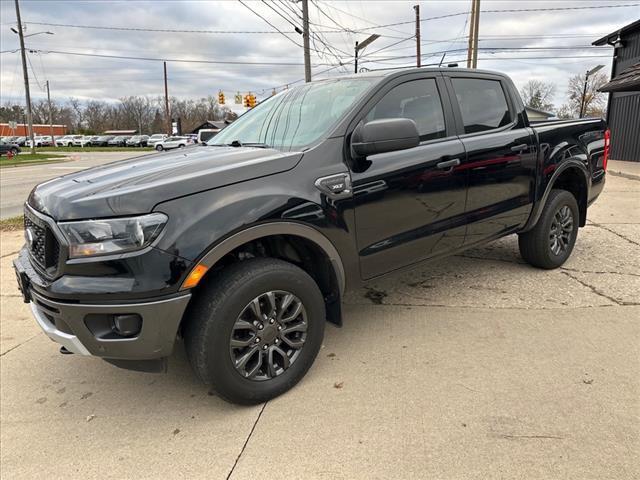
[350,77,468,279]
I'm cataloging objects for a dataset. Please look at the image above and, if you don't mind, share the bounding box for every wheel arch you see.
[186,222,346,325]
[523,160,589,232]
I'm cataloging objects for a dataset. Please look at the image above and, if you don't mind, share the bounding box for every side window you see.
[451,78,512,134]
[366,79,446,142]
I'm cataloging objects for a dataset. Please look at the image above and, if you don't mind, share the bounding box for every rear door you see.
[350,74,468,279]
[444,73,537,245]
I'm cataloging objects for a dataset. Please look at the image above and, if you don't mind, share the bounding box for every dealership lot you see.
[1,171,638,479]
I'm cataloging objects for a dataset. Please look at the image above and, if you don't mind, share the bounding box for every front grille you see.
[24,209,60,272]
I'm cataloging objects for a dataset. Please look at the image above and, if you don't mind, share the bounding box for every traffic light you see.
[244,93,256,108]
[218,90,225,105]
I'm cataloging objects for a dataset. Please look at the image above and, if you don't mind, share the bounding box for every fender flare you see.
[194,222,346,295]
[522,159,589,232]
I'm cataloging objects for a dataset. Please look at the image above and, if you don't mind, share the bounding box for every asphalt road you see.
[0,152,151,219]
[1,170,638,479]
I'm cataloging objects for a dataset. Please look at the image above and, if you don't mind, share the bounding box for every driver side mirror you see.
[351,118,420,158]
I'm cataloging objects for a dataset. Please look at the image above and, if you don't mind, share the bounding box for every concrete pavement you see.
[0,151,152,219]
[1,173,638,479]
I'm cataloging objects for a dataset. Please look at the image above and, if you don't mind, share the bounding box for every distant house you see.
[525,106,555,122]
[593,19,640,162]
[189,120,232,135]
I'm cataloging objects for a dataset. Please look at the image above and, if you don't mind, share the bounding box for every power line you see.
[8,48,338,66]
[238,0,304,49]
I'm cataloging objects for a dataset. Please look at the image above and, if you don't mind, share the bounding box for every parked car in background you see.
[184,134,197,144]
[126,135,150,147]
[91,135,115,147]
[154,136,189,151]
[196,129,219,144]
[56,135,83,147]
[0,140,21,156]
[72,136,93,147]
[108,135,131,147]
[146,134,167,147]
[12,136,27,146]
[26,136,53,147]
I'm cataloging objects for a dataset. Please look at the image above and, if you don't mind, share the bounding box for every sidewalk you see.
[608,159,640,180]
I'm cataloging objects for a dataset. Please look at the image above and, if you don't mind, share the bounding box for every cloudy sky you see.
[0,0,636,110]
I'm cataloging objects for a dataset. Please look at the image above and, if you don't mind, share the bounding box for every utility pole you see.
[45,81,56,147]
[163,61,171,135]
[301,0,311,82]
[471,0,480,68]
[14,0,35,154]
[354,41,359,74]
[467,0,479,68]
[414,5,421,68]
[580,64,605,118]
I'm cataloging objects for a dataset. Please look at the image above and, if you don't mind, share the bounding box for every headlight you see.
[59,213,168,258]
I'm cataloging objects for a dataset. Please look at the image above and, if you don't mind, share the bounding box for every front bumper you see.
[14,253,191,361]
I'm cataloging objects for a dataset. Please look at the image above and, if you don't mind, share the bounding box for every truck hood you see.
[29,146,303,220]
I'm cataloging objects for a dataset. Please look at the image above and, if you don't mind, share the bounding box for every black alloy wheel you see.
[549,205,574,256]
[230,290,308,381]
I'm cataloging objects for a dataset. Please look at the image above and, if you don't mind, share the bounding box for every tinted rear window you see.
[452,78,511,134]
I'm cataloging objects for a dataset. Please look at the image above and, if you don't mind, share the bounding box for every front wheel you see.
[184,258,325,405]
[518,189,579,269]
[155,144,163,151]
[10,148,18,155]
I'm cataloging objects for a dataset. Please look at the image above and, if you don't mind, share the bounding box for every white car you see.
[56,135,83,147]
[26,136,53,147]
[154,136,189,151]
[147,133,168,147]
[72,135,93,147]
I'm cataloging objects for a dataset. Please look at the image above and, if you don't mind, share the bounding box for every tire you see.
[155,145,163,151]
[518,189,579,269]
[178,144,185,148]
[184,257,325,405]
[10,148,18,155]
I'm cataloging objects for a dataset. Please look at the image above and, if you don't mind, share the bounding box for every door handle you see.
[510,143,529,152]
[436,158,461,169]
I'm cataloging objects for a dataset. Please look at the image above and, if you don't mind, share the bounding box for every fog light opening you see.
[112,314,142,337]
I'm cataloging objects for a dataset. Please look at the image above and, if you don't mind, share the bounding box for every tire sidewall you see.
[192,260,325,403]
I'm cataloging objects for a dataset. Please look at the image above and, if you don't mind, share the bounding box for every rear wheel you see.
[184,257,325,404]
[518,189,579,269]
[155,144,163,151]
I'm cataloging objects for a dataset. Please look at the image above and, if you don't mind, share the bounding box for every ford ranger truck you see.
[14,68,608,404]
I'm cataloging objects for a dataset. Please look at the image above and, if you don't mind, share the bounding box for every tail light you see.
[603,128,610,171]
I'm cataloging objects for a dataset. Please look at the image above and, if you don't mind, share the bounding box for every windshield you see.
[209,78,374,151]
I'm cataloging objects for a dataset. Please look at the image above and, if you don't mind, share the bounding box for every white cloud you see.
[0,0,633,110]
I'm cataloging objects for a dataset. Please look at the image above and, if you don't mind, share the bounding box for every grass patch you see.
[0,215,23,232]
[37,146,154,153]
[0,153,66,168]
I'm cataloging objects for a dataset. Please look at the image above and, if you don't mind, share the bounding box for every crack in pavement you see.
[560,271,639,306]
[587,221,640,247]
[226,402,268,480]
[607,170,640,182]
[344,300,620,310]
[0,250,19,259]
[0,332,41,357]
[561,267,640,278]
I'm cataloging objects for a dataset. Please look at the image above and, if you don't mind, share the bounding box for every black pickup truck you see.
[14,68,608,404]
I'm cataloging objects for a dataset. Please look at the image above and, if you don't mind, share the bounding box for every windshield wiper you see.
[227,140,270,148]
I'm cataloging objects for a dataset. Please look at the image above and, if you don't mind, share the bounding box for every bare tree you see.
[565,71,608,118]
[520,80,556,111]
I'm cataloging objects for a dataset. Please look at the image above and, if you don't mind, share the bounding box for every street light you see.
[579,64,605,118]
[10,27,53,37]
[354,34,380,74]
